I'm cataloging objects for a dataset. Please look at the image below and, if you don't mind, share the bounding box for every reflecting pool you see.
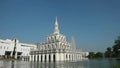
[0,59,119,68]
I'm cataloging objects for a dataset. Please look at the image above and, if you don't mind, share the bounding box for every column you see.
[32,55,34,61]
[51,53,53,62]
[39,54,41,61]
[60,53,64,61]
[64,53,66,61]
[15,52,17,59]
[10,52,13,58]
[46,54,49,62]
[29,55,31,61]
[42,54,45,62]
[35,55,37,61]
[56,53,60,61]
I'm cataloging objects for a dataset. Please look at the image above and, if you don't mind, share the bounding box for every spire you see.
[54,16,60,34]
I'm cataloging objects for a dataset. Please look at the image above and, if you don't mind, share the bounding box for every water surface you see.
[0,59,119,68]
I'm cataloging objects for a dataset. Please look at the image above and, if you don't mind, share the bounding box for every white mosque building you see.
[30,18,89,62]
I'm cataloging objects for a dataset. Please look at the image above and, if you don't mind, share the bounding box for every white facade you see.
[0,39,37,60]
[30,18,89,62]
[0,39,14,57]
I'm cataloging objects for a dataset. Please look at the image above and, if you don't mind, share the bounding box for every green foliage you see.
[105,47,113,58]
[104,36,120,58]
[88,52,103,59]
[95,52,103,58]
[88,36,120,59]
[88,52,95,58]
[113,64,120,68]
[112,36,120,58]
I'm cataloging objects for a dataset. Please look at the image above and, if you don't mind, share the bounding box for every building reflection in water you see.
[0,60,3,68]
[30,61,84,68]
[0,60,85,68]
[11,61,15,68]
[0,59,119,68]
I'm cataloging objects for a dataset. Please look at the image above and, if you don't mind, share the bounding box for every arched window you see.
[55,36,56,40]
[52,36,54,42]
[51,44,53,49]
[48,45,49,49]
[56,44,57,49]
[53,44,56,49]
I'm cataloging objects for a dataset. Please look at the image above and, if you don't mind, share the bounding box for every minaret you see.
[54,17,60,34]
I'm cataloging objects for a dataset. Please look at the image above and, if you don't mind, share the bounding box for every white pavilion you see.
[30,17,88,62]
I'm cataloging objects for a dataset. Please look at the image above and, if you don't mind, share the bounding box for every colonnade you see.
[29,53,83,62]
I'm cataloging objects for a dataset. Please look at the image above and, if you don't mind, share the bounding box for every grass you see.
[113,64,120,68]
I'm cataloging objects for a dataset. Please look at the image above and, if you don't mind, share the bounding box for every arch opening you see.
[45,55,46,62]
[41,55,42,62]
[53,54,56,62]
[49,54,51,62]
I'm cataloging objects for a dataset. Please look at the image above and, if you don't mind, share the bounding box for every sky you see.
[0,0,120,52]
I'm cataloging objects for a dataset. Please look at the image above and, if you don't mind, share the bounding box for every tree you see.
[88,52,103,59]
[105,47,113,58]
[95,52,103,58]
[87,52,95,59]
[113,36,120,58]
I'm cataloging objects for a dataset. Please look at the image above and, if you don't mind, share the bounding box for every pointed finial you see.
[55,16,58,25]
[54,16,59,34]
